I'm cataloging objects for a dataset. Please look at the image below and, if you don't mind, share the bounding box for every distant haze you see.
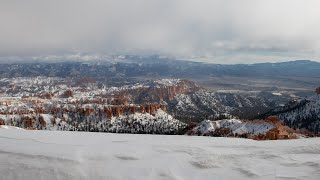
[1,0,320,63]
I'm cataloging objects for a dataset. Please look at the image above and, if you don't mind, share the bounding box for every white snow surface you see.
[1,129,320,180]
[0,125,24,130]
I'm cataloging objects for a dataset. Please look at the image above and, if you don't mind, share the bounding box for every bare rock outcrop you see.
[60,89,73,98]
[258,116,297,140]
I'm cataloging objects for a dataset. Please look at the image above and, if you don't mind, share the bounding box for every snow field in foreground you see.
[0,129,320,180]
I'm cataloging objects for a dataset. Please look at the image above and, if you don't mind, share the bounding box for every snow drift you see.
[0,129,319,180]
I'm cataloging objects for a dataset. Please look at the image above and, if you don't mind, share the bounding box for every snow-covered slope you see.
[170,89,293,121]
[264,93,320,132]
[1,129,320,180]
[106,109,186,134]
[189,119,275,136]
[0,125,24,130]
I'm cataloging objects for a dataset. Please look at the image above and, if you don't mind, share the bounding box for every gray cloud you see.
[0,0,320,63]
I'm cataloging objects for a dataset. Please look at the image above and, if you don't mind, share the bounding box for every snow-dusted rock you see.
[188,119,275,137]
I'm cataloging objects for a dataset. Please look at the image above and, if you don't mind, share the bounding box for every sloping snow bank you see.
[0,125,24,130]
[1,129,320,180]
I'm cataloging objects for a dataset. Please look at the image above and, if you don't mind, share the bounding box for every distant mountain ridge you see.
[0,58,319,79]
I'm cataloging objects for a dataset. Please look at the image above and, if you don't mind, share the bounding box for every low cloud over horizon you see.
[1,0,320,63]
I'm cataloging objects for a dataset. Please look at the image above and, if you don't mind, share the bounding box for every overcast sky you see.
[1,0,320,63]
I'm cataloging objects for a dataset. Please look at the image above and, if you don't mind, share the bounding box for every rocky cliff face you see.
[103,104,167,119]
[107,79,201,104]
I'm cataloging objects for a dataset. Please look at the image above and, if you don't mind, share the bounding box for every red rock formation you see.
[21,116,35,129]
[112,107,122,117]
[145,105,151,114]
[109,79,201,103]
[150,104,156,115]
[105,107,112,119]
[61,89,73,98]
[39,116,47,127]
[84,108,95,116]
[101,104,167,119]
[265,130,278,140]
[265,116,279,124]
[264,116,296,140]
[213,128,232,137]
[130,106,136,114]
[140,105,145,113]
[110,97,128,106]
[246,116,298,140]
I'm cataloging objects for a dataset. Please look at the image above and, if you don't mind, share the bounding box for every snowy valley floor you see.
[0,129,320,180]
